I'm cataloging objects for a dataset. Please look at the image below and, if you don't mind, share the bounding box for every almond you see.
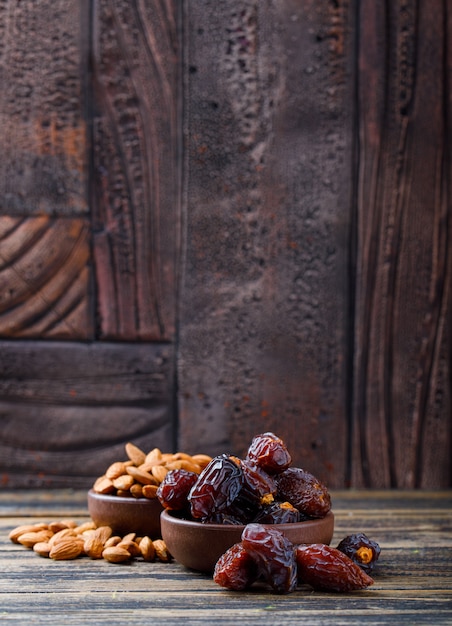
[117,539,140,557]
[153,539,171,562]
[33,541,51,557]
[141,484,159,499]
[126,466,157,485]
[105,461,129,480]
[165,459,201,474]
[151,465,168,484]
[48,520,77,533]
[50,539,83,560]
[191,454,213,469]
[104,536,122,548]
[49,528,78,547]
[139,536,155,562]
[130,483,144,498]
[102,546,131,563]
[112,474,135,491]
[9,523,49,543]
[93,475,115,494]
[125,442,146,466]
[17,530,53,548]
[144,448,162,465]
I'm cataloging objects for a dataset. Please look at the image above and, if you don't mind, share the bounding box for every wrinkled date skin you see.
[188,454,243,519]
[253,501,301,524]
[276,467,331,518]
[241,523,298,594]
[296,544,374,592]
[336,533,381,575]
[157,469,198,511]
[246,432,292,474]
[213,542,259,590]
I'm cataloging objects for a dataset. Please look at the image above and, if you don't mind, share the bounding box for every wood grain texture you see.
[179,1,355,488]
[0,341,174,488]
[0,490,450,625]
[0,0,88,215]
[352,0,452,487]
[91,0,181,341]
[0,216,92,339]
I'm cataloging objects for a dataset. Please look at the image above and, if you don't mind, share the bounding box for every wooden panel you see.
[179,1,355,487]
[0,216,92,339]
[91,0,181,341]
[0,341,174,488]
[352,0,452,487]
[0,0,88,215]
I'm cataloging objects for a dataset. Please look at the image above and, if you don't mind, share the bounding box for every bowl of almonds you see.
[88,442,212,537]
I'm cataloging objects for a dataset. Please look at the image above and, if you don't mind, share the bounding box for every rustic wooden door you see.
[1,0,450,490]
[0,0,181,487]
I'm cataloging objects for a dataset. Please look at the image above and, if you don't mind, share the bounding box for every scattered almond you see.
[153,539,171,562]
[33,541,52,557]
[17,530,53,548]
[102,546,132,563]
[9,523,49,543]
[139,536,156,562]
[50,539,83,560]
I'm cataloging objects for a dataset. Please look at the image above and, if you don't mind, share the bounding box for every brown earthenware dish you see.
[87,490,163,538]
[160,509,335,573]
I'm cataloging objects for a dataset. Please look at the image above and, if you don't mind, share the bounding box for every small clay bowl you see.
[160,509,334,573]
[87,490,163,537]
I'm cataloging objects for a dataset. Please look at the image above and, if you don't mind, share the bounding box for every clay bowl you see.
[87,490,163,538]
[160,509,334,573]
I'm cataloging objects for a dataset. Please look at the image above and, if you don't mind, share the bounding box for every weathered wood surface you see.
[0,490,451,625]
[178,0,452,488]
[92,0,181,340]
[0,341,174,488]
[0,0,450,489]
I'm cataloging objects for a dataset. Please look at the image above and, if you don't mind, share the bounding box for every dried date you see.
[336,533,381,574]
[246,432,292,474]
[213,542,259,590]
[241,523,298,594]
[295,544,374,592]
[156,469,198,511]
[188,454,243,520]
[252,501,301,524]
[276,467,331,518]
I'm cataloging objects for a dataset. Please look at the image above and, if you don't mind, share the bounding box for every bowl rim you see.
[87,488,162,505]
[161,508,334,531]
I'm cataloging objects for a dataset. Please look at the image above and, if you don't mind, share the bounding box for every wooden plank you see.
[0,0,89,215]
[91,0,181,341]
[0,491,450,625]
[179,1,355,487]
[0,217,92,339]
[0,342,175,488]
[352,0,452,487]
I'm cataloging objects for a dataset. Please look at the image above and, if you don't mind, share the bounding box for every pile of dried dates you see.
[157,432,380,593]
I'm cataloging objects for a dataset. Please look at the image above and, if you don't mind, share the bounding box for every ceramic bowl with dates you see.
[159,432,335,572]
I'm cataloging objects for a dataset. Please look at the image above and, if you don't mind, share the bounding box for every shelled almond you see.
[92,443,212,500]
[9,518,172,565]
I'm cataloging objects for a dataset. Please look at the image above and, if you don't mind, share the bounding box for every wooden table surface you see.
[0,490,451,625]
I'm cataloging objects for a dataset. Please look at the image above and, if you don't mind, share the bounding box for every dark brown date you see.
[336,533,381,574]
[213,542,259,590]
[252,501,301,524]
[241,523,298,593]
[296,544,374,592]
[156,469,198,511]
[276,467,331,518]
[246,432,292,474]
[188,454,243,520]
